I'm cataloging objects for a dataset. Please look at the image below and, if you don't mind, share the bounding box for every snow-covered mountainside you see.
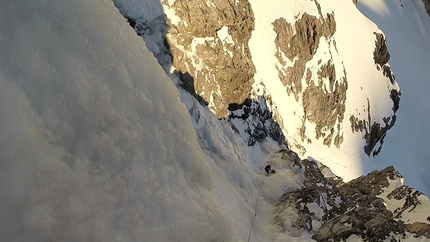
[357,0,430,197]
[117,0,398,178]
[2,0,430,241]
[117,0,430,194]
[0,0,268,241]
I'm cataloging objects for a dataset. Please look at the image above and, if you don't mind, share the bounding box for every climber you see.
[265,165,271,174]
[264,165,276,176]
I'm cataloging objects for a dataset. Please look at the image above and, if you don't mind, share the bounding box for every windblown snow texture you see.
[0,0,242,241]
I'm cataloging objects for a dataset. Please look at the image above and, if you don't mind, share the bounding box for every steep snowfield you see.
[358,0,430,195]
[0,0,262,241]
[248,0,398,182]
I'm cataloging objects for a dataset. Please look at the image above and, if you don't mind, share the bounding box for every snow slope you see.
[358,0,430,195]
[248,0,399,183]
[0,0,307,241]
[0,0,260,241]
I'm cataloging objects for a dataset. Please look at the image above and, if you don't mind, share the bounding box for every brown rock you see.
[272,13,348,148]
[165,0,256,117]
[406,222,430,238]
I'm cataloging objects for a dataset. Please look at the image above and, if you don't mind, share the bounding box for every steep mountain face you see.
[114,0,287,148]
[111,0,430,240]
[117,0,402,181]
[247,0,400,178]
[356,0,430,196]
[117,0,256,118]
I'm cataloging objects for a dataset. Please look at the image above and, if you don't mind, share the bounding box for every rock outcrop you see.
[270,151,430,241]
[272,12,348,149]
[314,167,407,241]
[115,0,286,148]
[228,96,287,146]
[274,155,344,233]
[163,0,256,118]
[423,0,430,16]
[349,32,400,156]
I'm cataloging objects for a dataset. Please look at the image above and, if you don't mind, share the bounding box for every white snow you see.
[0,0,250,241]
[217,26,235,58]
[217,26,235,45]
[247,0,408,189]
[378,177,430,225]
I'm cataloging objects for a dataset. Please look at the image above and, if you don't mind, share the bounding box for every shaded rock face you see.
[314,198,406,242]
[373,32,390,67]
[423,0,430,16]
[228,96,287,147]
[273,13,348,149]
[163,0,256,118]
[349,33,400,156]
[406,222,430,238]
[315,167,407,241]
[275,157,345,233]
[273,155,430,241]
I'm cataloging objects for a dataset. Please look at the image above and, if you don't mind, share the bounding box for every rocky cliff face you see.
[269,151,430,241]
[249,0,400,161]
[116,0,401,164]
[271,12,347,150]
[115,0,286,147]
[163,0,256,118]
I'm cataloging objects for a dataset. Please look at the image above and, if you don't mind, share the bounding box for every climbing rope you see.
[247,175,266,242]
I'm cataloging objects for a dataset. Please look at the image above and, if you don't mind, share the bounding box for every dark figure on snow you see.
[265,165,271,175]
